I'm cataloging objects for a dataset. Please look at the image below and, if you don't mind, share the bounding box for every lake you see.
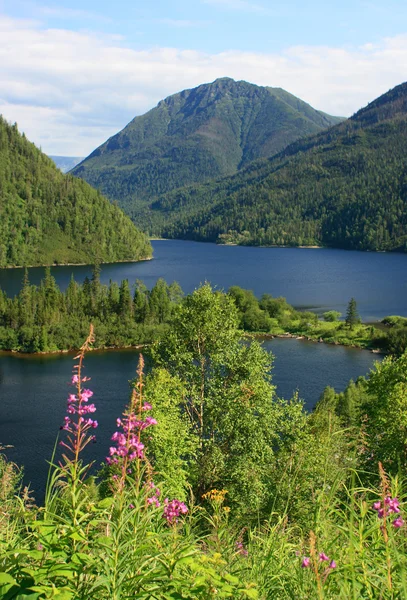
[0,339,380,497]
[1,240,407,320]
[0,240,402,497]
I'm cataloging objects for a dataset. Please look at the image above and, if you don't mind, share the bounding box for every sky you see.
[1,0,407,155]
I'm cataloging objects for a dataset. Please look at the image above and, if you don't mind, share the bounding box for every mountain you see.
[49,155,84,173]
[72,78,343,224]
[149,82,407,252]
[0,117,152,267]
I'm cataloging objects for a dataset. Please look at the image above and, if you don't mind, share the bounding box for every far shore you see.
[0,331,385,359]
[1,256,153,270]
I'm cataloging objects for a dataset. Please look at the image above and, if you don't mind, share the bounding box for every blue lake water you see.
[0,240,400,496]
[0,339,380,497]
[1,240,407,320]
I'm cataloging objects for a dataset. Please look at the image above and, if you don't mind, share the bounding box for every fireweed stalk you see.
[60,325,97,482]
[107,354,188,525]
[106,354,157,494]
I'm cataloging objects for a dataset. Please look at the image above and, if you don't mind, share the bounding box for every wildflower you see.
[329,560,337,569]
[107,357,156,469]
[235,541,248,556]
[163,498,188,525]
[301,557,310,568]
[372,496,401,519]
[393,516,404,528]
[384,496,400,513]
[60,327,98,464]
[319,552,329,562]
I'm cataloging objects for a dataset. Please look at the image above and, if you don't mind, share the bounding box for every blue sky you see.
[1,0,407,154]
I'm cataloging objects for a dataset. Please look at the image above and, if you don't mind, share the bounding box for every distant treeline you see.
[1,267,407,354]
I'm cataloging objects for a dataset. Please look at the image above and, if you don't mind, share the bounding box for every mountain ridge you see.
[72,78,343,218]
[148,81,407,252]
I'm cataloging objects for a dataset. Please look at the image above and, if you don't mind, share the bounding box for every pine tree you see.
[345,298,360,329]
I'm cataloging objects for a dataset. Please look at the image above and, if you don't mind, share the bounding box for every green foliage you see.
[5,299,407,598]
[364,351,407,473]
[323,310,342,322]
[345,298,360,330]
[72,78,341,233]
[145,369,196,500]
[4,335,407,597]
[0,117,151,267]
[0,276,400,355]
[151,283,303,519]
[0,269,183,352]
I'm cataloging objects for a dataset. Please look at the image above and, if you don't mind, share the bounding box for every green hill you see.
[72,78,342,224]
[151,81,407,252]
[0,117,152,267]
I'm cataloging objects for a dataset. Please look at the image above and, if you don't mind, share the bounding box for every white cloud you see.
[0,15,406,155]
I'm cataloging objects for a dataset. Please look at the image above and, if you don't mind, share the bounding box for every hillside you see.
[0,117,152,267]
[72,78,342,223]
[49,155,84,173]
[151,82,407,252]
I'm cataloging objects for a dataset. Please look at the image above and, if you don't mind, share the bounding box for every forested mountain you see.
[72,78,342,222]
[151,81,407,252]
[0,117,152,267]
[49,155,84,173]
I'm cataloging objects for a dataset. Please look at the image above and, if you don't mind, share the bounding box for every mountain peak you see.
[352,81,407,124]
[73,80,342,220]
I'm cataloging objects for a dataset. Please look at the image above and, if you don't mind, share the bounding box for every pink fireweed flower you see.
[142,402,152,411]
[393,516,404,528]
[145,481,161,507]
[81,388,93,401]
[148,496,161,508]
[236,541,248,556]
[60,327,97,466]
[163,498,188,525]
[384,496,400,513]
[301,557,311,568]
[319,553,330,562]
[329,560,337,569]
[373,496,401,519]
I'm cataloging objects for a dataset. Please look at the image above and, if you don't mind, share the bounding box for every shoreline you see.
[245,331,385,354]
[1,256,153,270]
[0,333,384,359]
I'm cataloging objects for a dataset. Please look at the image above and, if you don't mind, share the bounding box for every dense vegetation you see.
[2,287,407,598]
[72,78,342,229]
[1,269,406,356]
[0,116,152,267]
[145,81,407,252]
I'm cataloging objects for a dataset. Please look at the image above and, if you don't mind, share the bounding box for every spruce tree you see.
[345,298,360,329]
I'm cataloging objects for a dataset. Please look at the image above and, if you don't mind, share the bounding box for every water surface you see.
[1,241,406,319]
[0,339,381,497]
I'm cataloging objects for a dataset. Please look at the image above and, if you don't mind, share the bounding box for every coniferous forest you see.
[124,82,407,252]
[1,267,407,355]
[0,117,152,267]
